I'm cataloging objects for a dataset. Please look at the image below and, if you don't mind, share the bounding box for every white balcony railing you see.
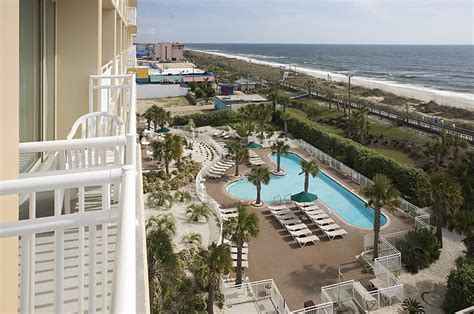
[127,46,137,68]
[0,74,139,313]
[127,7,137,25]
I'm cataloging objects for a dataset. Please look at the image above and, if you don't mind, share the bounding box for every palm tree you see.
[304,80,315,98]
[156,106,172,129]
[361,174,400,260]
[271,141,289,173]
[143,107,154,130]
[186,203,211,222]
[299,159,319,193]
[223,204,260,284]
[151,133,175,175]
[402,298,425,314]
[170,134,186,169]
[353,105,370,142]
[237,106,256,137]
[146,215,179,313]
[424,171,463,246]
[191,243,232,314]
[254,104,272,140]
[266,82,280,116]
[174,190,192,203]
[277,95,291,139]
[424,136,448,171]
[148,190,174,209]
[248,165,271,205]
[325,88,336,110]
[181,232,202,249]
[228,142,249,176]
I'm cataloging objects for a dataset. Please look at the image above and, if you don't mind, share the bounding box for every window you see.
[19,0,56,173]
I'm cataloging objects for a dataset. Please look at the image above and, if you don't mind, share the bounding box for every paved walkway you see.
[204,146,414,310]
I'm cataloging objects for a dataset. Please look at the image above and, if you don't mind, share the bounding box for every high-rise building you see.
[152,42,185,62]
[0,0,147,312]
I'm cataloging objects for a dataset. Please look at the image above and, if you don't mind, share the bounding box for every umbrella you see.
[290,191,318,203]
[157,127,171,133]
[246,141,262,149]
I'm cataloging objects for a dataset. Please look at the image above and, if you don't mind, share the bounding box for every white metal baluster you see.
[28,192,36,313]
[89,225,97,313]
[54,189,64,313]
[102,183,110,312]
[20,235,30,314]
[78,187,85,312]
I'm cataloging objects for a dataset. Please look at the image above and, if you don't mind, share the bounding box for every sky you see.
[135,0,474,44]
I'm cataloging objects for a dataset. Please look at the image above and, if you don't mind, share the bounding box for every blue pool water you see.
[226,152,387,228]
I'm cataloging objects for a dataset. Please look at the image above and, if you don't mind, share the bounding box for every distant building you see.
[152,42,184,62]
[214,94,268,111]
[235,78,258,92]
[219,83,237,95]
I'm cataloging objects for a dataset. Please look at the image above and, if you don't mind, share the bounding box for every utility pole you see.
[347,74,353,119]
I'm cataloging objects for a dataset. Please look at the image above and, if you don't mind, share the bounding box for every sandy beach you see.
[190,49,474,111]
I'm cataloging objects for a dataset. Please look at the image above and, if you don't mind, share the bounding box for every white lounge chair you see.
[221,212,238,220]
[212,164,230,171]
[313,218,335,225]
[318,223,341,231]
[209,168,226,175]
[295,234,320,247]
[223,239,248,247]
[232,260,249,268]
[279,218,301,225]
[277,213,298,220]
[289,228,313,237]
[294,201,316,208]
[267,204,288,211]
[271,209,293,216]
[305,210,326,217]
[220,208,237,214]
[285,223,309,232]
[231,253,248,261]
[231,247,249,254]
[301,204,321,211]
[324,228,348,240]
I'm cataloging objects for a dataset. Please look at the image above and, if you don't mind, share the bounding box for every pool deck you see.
[204,147,414,310]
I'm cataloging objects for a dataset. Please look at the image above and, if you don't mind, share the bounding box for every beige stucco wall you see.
[56,0,102,138]
[0,0,19,312]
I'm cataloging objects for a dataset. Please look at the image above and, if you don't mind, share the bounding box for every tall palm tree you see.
[424,137,448,171]
[148,190,174,209]
[424,171,463,246]
[254,104,272,140]
[353,105,369,142]
[304,80,315,98]
[325,88,336,110]
[186,203,211,222]
[299,159,319,193]
[277,95,291,139]
[151,133,175,175]
[237,106,256,137]
[143,107,154,130]
[361,174,400,260]
[271,141,290,173]
[181,232,202,249]
[266,82,281,116]
[170,134,186,169]
[191,243,232,314]
[248,165,271,205]
[223,204,260,284]
[228,142,249,176]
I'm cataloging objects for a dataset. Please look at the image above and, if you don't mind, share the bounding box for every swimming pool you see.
[226,152,387,229]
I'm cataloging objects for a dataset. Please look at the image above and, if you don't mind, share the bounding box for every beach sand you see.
[190,49,474,111]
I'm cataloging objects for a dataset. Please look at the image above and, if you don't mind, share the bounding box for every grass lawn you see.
[286,108,345,136]
[142,96,193,108]
[369,147,416,167]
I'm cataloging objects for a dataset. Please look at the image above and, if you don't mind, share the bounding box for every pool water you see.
[226,152,387,229]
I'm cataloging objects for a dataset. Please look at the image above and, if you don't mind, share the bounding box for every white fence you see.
[0,74,138,313]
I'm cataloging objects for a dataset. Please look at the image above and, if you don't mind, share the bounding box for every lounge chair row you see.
[207,160,235,179]
[223,234,249,268]
[296,202,348,240]
[267,204,320,247]
[248,150,265,166]
[213,131,231,139]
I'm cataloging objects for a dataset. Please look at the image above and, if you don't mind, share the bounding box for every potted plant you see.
[264,283,272,296]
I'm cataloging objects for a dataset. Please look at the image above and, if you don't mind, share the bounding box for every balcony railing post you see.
[111,165,136,312]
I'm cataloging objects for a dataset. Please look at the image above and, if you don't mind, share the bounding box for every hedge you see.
[172,109,240,128]
[284,111,426,203]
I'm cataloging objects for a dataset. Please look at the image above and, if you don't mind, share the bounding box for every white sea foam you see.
[189,48,474,111]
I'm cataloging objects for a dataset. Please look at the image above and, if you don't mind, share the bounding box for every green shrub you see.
[444,261,474,313]
[194,88,204,99]
[402,298,425,313]
[284,111,427,203]
[396,229,441,274]
[172,110,240,128]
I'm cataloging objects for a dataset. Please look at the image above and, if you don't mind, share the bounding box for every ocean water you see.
[187,43,474,97]
[226,152,387,229]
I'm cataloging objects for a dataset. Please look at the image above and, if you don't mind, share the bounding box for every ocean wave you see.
[189,48,474,104]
